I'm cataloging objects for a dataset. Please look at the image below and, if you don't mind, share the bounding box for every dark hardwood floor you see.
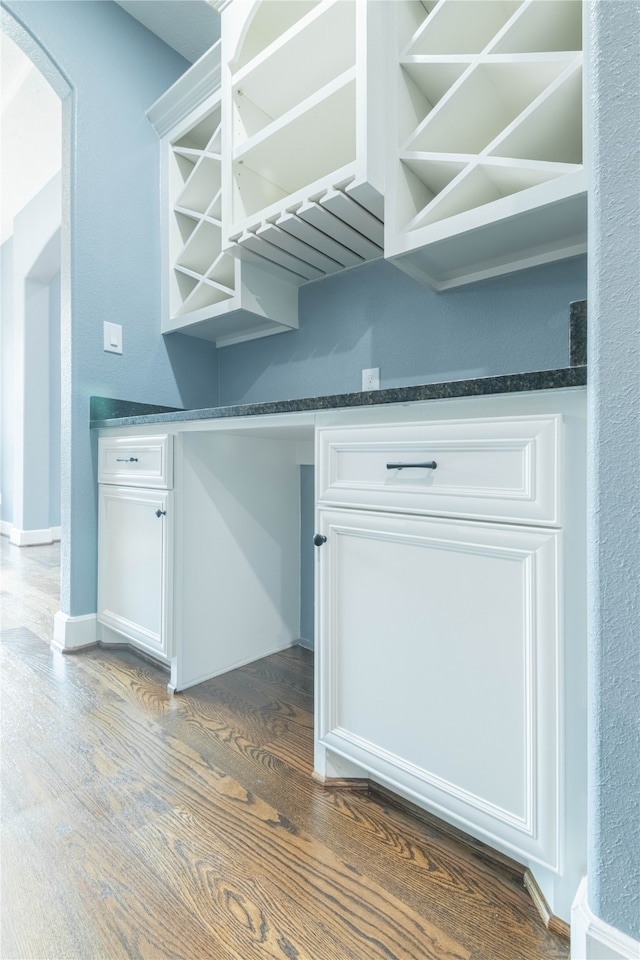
[0,537,569,960]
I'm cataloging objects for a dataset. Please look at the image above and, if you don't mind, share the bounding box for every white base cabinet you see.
[96,424,307,687]
[97,434,174,664]
[96,389,586,922]
[314,394,587,921]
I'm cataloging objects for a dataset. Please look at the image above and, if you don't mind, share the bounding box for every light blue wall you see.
[0,238,14,524]
[23,281,53,530]
[3,1,219,614]
[49,270,61,528]
[2,173,61,536]
[218,256,587,405]
[586,0,640,941]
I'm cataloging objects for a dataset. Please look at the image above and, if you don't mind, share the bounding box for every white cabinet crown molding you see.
[147,42,222,138]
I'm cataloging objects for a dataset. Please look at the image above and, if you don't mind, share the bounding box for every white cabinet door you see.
[316,507,560,870]
[97,485,171,662]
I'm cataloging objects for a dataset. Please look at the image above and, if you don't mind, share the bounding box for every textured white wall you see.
[586,0,640,943]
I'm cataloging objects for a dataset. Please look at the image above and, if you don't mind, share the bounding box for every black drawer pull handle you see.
[386,461,437,471]
[116,457,139,463]
[155,509,166,518]
[313,534,327,547]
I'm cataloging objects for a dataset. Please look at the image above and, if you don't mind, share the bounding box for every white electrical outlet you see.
[104,321,123,354]
[362,367,380,391]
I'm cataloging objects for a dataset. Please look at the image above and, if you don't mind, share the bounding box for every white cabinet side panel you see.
[174,432,301,690]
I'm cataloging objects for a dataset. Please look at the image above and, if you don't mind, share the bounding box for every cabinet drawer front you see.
[98,435,173,489]
[317,416,560,524]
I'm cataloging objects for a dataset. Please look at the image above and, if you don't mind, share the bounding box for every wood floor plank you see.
[238,650,315,697]
[7,666,468,959]
[71,644,176,720]
[174,679,316,777]
[155,695,566,960]
[131,673,564,959]
[1,818,99,960]
[2,795,239,960]
[128,807,471,960]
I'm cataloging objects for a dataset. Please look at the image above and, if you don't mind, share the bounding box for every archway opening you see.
[1,22,66,624]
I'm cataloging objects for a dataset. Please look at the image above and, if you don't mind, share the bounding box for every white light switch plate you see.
[104,321,122,354]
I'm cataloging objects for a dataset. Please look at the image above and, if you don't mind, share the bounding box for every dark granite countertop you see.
[91,300,587,429]
[91,365,586,428]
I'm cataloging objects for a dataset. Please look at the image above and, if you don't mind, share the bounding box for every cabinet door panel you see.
[98,486,170,658]
[316,508,560,868]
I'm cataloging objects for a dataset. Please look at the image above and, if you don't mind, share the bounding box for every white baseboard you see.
[572,877,640,959]
[314,743,367,782]
[52,611,97,652]
[0,520,11,537]
[9,525,61,546]
[524,869,570,940]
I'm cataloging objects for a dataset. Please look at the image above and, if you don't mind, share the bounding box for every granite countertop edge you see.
[90,366,587,429]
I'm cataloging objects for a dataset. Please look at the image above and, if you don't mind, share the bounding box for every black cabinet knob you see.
[313,534,327,546]
[155,508,167,518]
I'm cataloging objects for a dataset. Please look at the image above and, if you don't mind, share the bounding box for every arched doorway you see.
[1,31,64,547]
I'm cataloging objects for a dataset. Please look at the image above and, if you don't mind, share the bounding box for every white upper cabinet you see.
[385,0,586,289]
[152,1,586,322]
[220,0,386,284]
[148,43,298,347]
